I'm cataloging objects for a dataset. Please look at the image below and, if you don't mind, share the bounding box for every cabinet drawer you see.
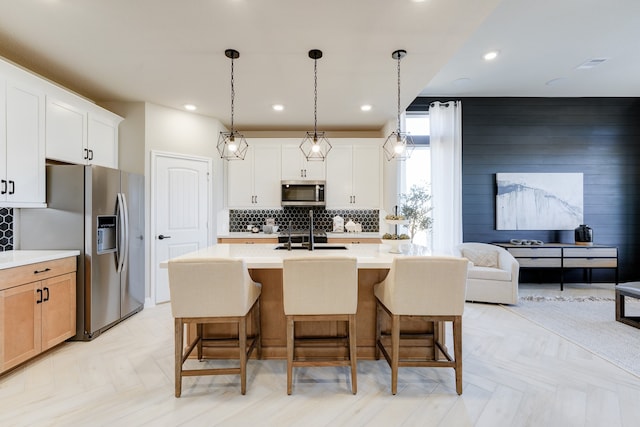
[563,248,617,258]
[518,258,562,268]
[0,257,77,291]
[564,258,617,268]
[508,248,562,258]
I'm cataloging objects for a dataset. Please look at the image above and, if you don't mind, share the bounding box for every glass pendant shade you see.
[300,49,331,161]
[383,49,414,161]
[218,48,248,160]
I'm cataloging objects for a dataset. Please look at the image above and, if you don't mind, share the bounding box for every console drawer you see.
[517,258,562,268]
[564,258,617,268]
[508,248,562,258]
[563,247,617,258]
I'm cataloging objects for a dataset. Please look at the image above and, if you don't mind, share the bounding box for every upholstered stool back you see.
[169,257,261,318]
[374,256,468,316]
[283,257,358,315]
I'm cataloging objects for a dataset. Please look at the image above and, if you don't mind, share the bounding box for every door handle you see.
[8,180,14,195]
[88,149,94,160]
[43,287,50,302]
[1,180,6,194]
[84,148,89,160]
[36,289,43,304]
[158,234,172,240]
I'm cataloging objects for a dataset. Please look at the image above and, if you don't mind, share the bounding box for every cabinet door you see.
[0,282,41,372]
[88,112,119,169]
[325,145,353,208]
[0,78,6,196]
[5,80,46,205]
[281,144,305,180]
[253,145,281,207]
[45,97,87,164]
[41,272,76,351]
[226,148,255,207]
[352,145,380,208]
[302,156,326,180]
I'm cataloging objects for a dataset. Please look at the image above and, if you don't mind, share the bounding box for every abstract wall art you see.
[496,173,583,230]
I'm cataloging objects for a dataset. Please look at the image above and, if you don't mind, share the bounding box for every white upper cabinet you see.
[0,69,46,208]
[226,143,281,208]
[326,141,380,209]
[46,92,121,169]
[281,144,325,180]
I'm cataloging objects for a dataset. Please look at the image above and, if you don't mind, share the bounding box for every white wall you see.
[100,101,227,303]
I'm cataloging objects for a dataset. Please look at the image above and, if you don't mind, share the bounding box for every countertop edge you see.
[0,250,81,270]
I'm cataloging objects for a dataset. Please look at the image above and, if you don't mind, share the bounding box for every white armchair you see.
[453,242,519,305]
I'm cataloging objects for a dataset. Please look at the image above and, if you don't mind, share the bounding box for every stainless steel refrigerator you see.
[17,164,145,341]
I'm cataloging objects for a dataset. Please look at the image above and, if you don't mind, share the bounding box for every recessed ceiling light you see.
[483,51,499,61]
[272,104,284,111]
[184,104,197,111]
[360,104,372,112]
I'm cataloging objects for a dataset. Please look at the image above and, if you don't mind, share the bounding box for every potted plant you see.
[399,184,433,243]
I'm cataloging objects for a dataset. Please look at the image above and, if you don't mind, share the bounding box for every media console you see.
[493,243,618,291]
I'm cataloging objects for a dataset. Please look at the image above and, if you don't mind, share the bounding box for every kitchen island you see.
[163,243,441,360]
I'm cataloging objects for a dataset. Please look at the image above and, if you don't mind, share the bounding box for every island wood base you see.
[187,268,444,360]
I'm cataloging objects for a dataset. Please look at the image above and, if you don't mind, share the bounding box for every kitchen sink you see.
[274,245,348,250]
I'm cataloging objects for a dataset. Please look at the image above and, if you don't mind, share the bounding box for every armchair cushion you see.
[468,266,511,281]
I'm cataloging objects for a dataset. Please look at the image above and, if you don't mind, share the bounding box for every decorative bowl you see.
[381,238,408,253]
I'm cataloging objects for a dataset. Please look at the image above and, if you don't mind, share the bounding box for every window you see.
[401,146,432,247]
[405,113,430,136]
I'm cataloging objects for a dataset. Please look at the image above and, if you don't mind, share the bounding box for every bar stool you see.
[282,257,358,395]
[168,257,262,397]
[374,256,468,395]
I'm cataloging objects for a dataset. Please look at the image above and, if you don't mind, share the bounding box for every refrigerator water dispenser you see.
[97,215,117,254]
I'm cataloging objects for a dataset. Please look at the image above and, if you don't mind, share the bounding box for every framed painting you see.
[496,173,583,230]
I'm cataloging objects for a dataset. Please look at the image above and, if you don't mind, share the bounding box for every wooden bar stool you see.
[282,257,358,395]
[374,256,468,395]
[168,257,262,397]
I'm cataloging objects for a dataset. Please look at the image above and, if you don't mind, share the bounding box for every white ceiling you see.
[0,0,637,132]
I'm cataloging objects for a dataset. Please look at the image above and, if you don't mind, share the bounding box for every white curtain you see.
[429,101,463,255]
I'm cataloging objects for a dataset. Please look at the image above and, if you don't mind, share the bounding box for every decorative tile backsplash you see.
[229,207,379,232]
[0,208,13,251]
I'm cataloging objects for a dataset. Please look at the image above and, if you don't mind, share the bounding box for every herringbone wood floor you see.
[1,283,638,426]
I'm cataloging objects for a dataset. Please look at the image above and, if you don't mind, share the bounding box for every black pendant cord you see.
[314,56,318,139]
[230,55,235,133]
[396,53,401,134]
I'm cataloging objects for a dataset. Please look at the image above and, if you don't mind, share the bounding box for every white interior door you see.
[152,152,210,304]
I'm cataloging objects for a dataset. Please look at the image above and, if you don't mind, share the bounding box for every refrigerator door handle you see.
[116,193,129,273]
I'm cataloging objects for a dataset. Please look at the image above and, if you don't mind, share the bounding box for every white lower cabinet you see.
[227,143,282,208]
[326,142,380,209]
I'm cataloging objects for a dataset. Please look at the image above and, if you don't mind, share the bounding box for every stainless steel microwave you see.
[281,180,325,206]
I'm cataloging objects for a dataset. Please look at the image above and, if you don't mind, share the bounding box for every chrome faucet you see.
[308,210,314,251]
[285,220,293,251]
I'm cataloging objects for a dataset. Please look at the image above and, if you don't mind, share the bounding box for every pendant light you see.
[383,49,414,161]
[217,49,249,160]
[300,49,331,161]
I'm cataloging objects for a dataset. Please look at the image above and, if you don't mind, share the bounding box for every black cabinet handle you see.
[34,267,51,274]
[1,180,5,194]
[84,148,89,160]
[43,287,50,302]
[8,180,14,195]
[158,234,171,240]
[88,149,94,160]
[36,289,43,304]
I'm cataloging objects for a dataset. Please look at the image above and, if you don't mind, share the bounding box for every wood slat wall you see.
[410,97,640,283]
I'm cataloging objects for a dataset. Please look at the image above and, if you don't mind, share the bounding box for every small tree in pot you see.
[400,184,433,243]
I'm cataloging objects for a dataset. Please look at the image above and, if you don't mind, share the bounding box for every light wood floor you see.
[2,283,639,427]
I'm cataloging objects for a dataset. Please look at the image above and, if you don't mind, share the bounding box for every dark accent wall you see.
[410,97,640,283]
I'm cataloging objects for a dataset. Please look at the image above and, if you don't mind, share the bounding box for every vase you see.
[574,224,593,246]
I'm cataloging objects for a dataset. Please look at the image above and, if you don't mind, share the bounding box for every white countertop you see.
[161,243,428,269]
[0,250,81,270]
[217,232,382,239]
